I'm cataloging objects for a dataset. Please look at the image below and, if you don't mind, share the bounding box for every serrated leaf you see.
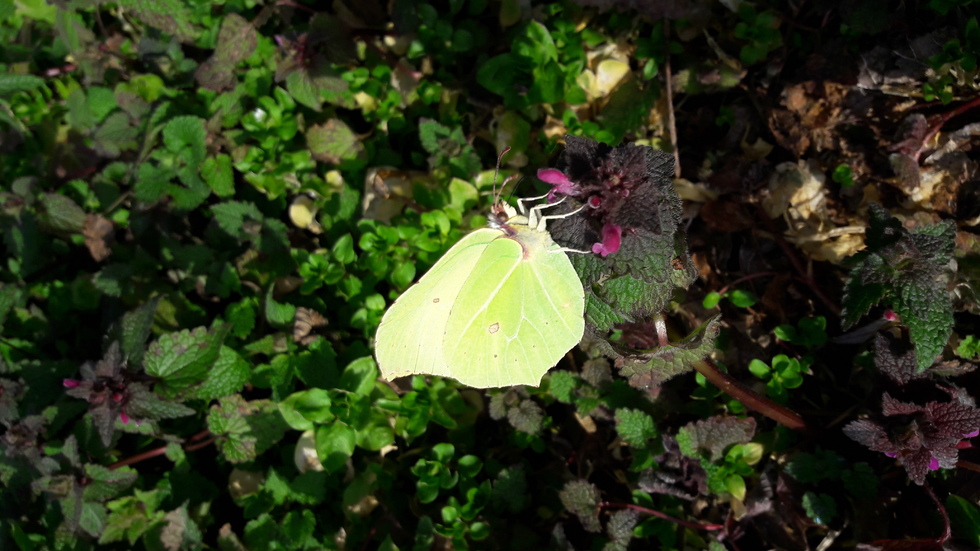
[109,298,160,366]
[548,371,577,403]
[615,408,657,447]
[286,70,323,111]
[842,463,878,498]
[78,502,108,538]
[87,86,118,123]
[202,154,235,197]
[619,315,722,388]
[801,491,837,524]
[307,119,366,166]
[676,416,756,462]
[207,395,289,463]
[896,276,953,370]
[841,203,955,370]
[163,115,207,166]
[210,201,263,239]
[281,510,316,548]
[559,480,602,533]
[94,112,138,157]
[490,466,527,513]
[125,385,195,421]
[81,465,137,502]
[0,74,45,96]
[507,399,544,435]
[190,346,250,401]
[144,325,231,391]
[195,13,257,91]
[117,0,198,42]
[785,448,844,483]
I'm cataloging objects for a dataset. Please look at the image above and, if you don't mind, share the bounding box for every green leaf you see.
[37,193,86,233]
[81,465,138,502]
[558,480,601,533]
[948,494,980,546]
[207,395,289,463]
[163,115,207,166]
[315,422,356,473]
[201,154,235,197]
[339,357,378,395]
[618,315,722,388]
[727,289,757,308]
[702,291,722,308]
[190,346,250,401]
[307,119,366,167]
[785,448,845,483]
[801,491,837,524]
[117,0,198,42]
[109,298,160,366]
[842,462,879,498]
[285,71,322,111]
[676,416,756,462]
[748,359,770,379]
[280,510,316,549]
[125,385,196,421]
[614,408,657,447]
[144,325,231,391]
[842,203,955,370]
[87,86,118,123]
[0,74,45,96]
[279,389,335,431]
[264,287,296,328]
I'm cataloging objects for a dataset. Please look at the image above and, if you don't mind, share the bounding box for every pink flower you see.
[592,224,622,257]
[537,168,581,201]
[62,379,81,388]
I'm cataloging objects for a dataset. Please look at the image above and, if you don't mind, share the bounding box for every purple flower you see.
[537,168,581,202]
[592,224,622,257]
[843,393,980,484]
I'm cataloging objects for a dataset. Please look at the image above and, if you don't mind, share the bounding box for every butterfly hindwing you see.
[375,228,500,380]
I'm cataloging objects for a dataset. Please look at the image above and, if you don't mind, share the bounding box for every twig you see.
[600,501,724,531]
[692,358,809,433]
[664,20,681,179]
[913,93,980,162]
[108,429,216,470]
[924,482,951,544]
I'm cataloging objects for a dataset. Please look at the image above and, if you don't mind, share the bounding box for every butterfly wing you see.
[444,226,585,388]
[375,228,501,381]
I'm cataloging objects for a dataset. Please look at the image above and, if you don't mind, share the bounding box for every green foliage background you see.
[2,0,980,550]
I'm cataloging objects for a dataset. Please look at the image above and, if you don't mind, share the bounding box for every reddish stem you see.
[600,501,724,531]
[957,459,980,473]
[914,94,980,162]
[716,272,778,297]
[692,358,809,433]
[924,482,951,543]
[107,429,217,470]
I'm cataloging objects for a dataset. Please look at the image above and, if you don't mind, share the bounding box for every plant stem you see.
[692,358,808,433]
[599,501,723,531]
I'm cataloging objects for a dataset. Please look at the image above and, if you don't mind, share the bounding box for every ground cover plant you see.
[2,0,980,550]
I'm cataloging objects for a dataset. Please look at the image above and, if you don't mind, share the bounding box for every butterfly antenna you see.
[492,146,511,205]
